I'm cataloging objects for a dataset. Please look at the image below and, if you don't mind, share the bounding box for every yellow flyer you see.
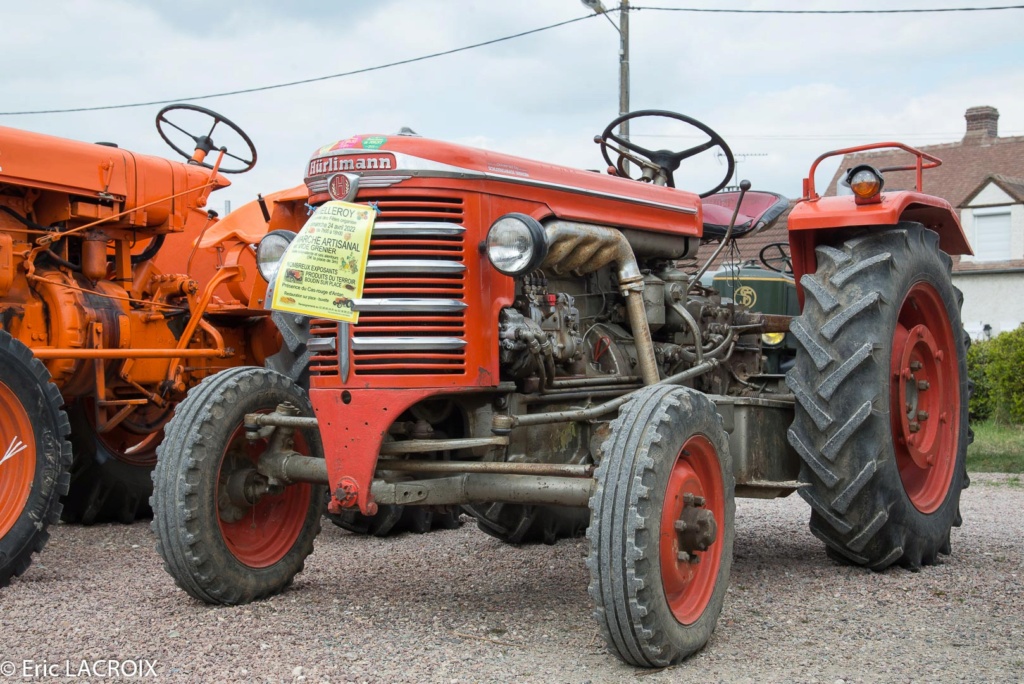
[270,201,374,323]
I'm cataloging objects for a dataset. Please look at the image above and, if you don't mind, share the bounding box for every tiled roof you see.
[817,114,1024,274]
[979,174,1024,204]
[693,110,1024,277]
[823,134,1024,209]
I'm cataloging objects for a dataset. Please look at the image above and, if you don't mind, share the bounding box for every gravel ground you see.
[1,474,1021,683]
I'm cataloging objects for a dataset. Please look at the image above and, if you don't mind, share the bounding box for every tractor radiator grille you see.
[308,194,468,379]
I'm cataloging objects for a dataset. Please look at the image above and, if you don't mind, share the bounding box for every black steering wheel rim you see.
[758,242,794,275]
[598,109,734,197]
[156,103,257,174]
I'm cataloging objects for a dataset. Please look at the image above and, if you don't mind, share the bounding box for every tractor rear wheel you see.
[588,385,734,667]
[328,504,462,536]
[0,331,72,588]
[61,402,165,525]
[469,503,588,545]
[787,224,969,570]
[151,367,325,605]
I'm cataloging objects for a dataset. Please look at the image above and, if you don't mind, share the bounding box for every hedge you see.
[967,325,1024,425]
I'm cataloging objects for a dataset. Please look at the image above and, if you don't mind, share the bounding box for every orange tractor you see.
[0,105,293,588]
[152,110,972,666]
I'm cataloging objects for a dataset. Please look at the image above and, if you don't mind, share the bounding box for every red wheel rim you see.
[216,418,312,568]
[0,380,36,539]
[890,282,960,514]
[659,434,725,625]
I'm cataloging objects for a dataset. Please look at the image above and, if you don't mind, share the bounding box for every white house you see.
[954,174,1024,338]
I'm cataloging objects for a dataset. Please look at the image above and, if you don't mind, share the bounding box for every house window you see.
[972,209,1011,261]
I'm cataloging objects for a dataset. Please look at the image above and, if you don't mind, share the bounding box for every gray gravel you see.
[1,474,1021,683]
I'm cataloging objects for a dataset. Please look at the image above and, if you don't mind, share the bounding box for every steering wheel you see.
[758,242,794,275]
[156,104,257,174]
[597,109,735,197]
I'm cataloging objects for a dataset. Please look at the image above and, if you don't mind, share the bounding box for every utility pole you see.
[618,0,630,143]
[581,0,630,142]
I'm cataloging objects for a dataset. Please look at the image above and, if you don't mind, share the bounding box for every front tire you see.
[151,367,325,605]
[588,385,734,667]
[787,224,969,570]
[0,331,72,588]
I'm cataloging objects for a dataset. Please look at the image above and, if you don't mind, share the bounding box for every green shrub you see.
[967,337,994,421]
[968,325,1024,425]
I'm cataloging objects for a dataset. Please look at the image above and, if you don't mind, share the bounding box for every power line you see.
[636,130,1024,140]
[0,13,598,117]
[3,4,1020,117]
[635,4,1024,14]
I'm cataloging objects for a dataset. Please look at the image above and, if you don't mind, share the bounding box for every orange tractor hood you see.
[0,125,229,229]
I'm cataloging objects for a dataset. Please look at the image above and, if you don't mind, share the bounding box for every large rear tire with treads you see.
[787,224,970,570]
[0,331,71,588]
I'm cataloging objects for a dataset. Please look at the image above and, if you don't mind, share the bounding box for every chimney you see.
[964,105,999,141]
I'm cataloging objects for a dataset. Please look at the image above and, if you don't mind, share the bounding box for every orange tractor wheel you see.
[0,331,72,588]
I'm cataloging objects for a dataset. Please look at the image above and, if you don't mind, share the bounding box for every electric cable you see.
[3,4,1021,117]
[634,4,1024,14]
[0,14,597,116]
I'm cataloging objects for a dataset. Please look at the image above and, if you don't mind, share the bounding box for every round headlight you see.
[256,229,296,282]
[761,332,786,347]
[485,213,547,276]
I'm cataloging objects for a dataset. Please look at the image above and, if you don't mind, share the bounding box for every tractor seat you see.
[701,190,789,239]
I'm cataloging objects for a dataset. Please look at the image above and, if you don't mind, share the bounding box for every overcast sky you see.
[3,0,1022,212]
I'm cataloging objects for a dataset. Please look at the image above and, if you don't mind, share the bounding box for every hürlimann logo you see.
[308,154,394,176]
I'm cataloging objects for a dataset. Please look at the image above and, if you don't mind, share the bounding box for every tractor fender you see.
[786,191,971,290]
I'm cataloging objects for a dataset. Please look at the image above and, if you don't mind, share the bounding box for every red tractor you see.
[0,105,295,588]
[152,111,971,666]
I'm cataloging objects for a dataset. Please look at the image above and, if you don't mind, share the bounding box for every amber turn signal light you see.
[845,165,884,204]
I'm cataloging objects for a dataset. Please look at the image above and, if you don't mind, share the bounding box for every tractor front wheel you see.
[0,331,71,588]
[588,385,734,666]
[151,367,325,605]
[787,223,969,570]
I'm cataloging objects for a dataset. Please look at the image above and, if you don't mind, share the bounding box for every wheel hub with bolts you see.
[659,434,726,625]
[889,281,959,514]
[215,418,314,569]
[220,467,283,522]
[674,493,717,563]
[894,323,944,468]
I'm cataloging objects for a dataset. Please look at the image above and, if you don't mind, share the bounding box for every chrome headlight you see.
[485,213,547,276]
[761,332,786,347]
[256,230,296,282]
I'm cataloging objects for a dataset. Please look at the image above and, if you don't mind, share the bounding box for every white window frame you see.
[970,207,1012,262]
